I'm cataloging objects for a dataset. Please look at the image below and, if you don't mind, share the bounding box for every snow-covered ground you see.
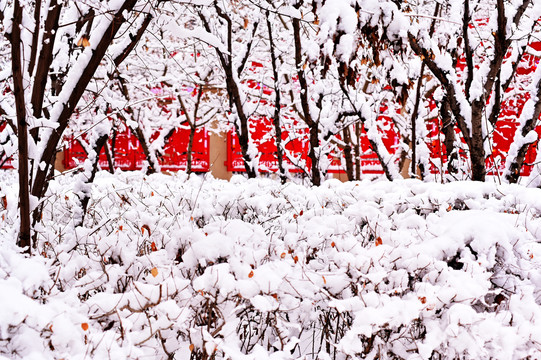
[1,171,541,359]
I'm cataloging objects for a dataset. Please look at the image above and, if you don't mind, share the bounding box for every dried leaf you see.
[141,224,151,236]
[77,35,90,48]
[81,323,89,331]
[375,237,383,246]
[151,267,158,277]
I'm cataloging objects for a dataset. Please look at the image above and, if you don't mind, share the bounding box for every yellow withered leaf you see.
[77,35,90,48]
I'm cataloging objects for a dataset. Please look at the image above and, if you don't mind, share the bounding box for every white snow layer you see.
[0,171,541,359]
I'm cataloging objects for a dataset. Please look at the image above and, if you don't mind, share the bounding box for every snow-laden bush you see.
[1,171,541,359]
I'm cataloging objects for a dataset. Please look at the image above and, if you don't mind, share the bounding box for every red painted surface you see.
[3,47,541,177]
[64,125,209,172]
[0,122,14,169]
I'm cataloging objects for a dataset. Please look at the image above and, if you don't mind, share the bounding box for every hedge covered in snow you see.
[1,171,541,359]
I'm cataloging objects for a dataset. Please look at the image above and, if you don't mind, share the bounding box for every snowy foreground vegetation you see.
[1,171,541,359]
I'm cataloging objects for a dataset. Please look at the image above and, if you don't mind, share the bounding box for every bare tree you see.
[407,0,536,181]
[4,0,164,250]
[197,1,261,178]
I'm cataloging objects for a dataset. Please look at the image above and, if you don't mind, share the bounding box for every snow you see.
[1,171,541,359]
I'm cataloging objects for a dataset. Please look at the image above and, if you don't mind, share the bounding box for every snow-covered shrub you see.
[1,171,541,359]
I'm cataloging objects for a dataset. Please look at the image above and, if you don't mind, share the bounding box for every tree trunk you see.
[199,7,257,178]
[506,81,541,183]
[75,134,109,227]
[355,124,361,180]
[187,125,195,174]
[292,10,321,186]
[266,10,286,184]
[441,97,458,175]
[411,63,426,178]
[10,0,31,253]
[470,102,486,181]
[342,127,354,181]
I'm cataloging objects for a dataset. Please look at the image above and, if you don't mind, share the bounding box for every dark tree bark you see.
[342,127,354,181]
[410,62,425,179]
[354,124,361,180]
[506,82,541,183]
[178,88,205,175]
[292,2,321,186]
[410,3,440,180]
[199,3,257,178]
[75,134,109,227]
[10,0,31,253]
[441,97,458,175]
[266,10,287,184]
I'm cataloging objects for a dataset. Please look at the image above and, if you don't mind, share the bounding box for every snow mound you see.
[1,171,541,359]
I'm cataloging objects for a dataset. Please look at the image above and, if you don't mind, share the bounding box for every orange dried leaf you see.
[375,237,383,246]
[322,276,326,284]
[151,242,157,252]
[418,296,427,304]
[141,224,151,236]
[280,252,286,259]
[189,344,195,352]
[248,270,254,278]
[299,210,304,216]
[119,225,123,231]
[271,293,278,300]
[293,256,299,264]
[151,267,158,277]
[331,242,336,248]
[81,323,89,331]
[77,35,90,48]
